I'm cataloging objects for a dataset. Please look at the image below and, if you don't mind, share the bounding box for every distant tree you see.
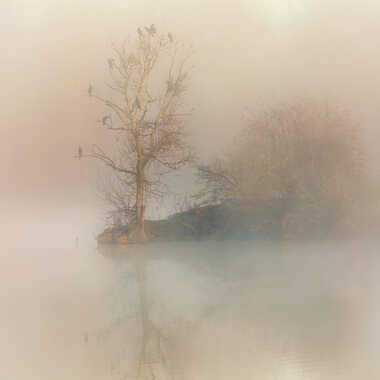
[197,102,367,237]
[84,26,194,241]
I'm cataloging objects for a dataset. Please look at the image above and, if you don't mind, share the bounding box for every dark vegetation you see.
[98,199,284,243]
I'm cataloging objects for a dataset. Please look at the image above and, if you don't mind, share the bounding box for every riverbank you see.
[97,200,286,245]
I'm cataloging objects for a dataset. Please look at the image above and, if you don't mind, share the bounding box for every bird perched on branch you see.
[107,58,114,70]
[102,115,111,127]
[145,24,156,36]
[78,146,83,159]
[137,27,143,38]
[168,32,173,42]
[88,85,92,97]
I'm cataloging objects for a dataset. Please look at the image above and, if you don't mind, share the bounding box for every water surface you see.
[2,211,379,379]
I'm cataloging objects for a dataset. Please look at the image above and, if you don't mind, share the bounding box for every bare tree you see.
[197,102,367,237]
[196,158,241,205]
[84,26,194,241]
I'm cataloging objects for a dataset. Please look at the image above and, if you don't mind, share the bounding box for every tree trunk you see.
[135,163,147,242]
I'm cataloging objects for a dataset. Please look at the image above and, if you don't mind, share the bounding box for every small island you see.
[97,199,285,244]
[83,26,372,248]
[96,196,353,245]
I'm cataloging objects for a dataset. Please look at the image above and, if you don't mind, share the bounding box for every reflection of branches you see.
[115,258,185,380]
[85,312,138,344]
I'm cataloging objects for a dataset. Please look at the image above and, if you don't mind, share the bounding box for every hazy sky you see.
[3,4,380,378]
[2,0,380,209]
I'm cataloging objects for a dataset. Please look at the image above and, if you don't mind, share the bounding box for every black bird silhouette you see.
[107,58,114,70]
[78,146,83,159]
[102,115,111,126]
[137,27,143,38]
[88,85,92,96]
[145,24,156,36]
[168,32,173,42]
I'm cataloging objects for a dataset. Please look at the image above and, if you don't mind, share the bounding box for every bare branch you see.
[86,145,137,177]
[86,27,193,237]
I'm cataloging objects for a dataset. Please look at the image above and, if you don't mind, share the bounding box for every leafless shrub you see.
[197,101,368,238]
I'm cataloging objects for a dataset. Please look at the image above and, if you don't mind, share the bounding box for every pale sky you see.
[2,0,380,209]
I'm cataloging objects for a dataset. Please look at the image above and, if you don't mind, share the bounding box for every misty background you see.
[3,0,380,223]
[3,1,380,379]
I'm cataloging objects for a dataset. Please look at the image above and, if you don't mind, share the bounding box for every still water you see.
[2,210,380,379]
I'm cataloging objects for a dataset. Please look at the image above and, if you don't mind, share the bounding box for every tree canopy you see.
[197,102,367,238]
[86,26,194,241]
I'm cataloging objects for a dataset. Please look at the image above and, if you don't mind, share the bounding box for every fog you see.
[3,0,380,379]
[3,0,380,202]
[3,233,380,379]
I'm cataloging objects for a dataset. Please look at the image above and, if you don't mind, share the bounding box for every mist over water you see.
[2,206,380,379]
[4,0,380,379]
